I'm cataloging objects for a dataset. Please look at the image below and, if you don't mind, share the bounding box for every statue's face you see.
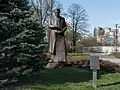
[55,10,60,17]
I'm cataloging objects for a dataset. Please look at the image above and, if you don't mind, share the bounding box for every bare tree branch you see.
[30,0,63,27]
[67,3,89,52]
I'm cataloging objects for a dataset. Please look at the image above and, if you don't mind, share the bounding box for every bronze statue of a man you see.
[48,8,67,63]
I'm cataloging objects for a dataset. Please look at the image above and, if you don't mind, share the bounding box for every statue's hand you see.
[56,31,61,33]
[49,25,59,29]
[49,25,55,28]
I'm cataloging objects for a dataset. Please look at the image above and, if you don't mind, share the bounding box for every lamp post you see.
[115,24,118,53]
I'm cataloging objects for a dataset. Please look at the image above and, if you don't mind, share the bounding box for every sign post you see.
[90,55,100,88]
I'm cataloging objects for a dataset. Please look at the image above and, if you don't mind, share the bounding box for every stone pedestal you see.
[45,61,67,68]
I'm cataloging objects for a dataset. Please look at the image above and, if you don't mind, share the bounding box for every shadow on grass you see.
[100,82,120,87]
[14,67,110,87]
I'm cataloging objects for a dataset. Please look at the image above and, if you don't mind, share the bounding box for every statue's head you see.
[55,8,60,17]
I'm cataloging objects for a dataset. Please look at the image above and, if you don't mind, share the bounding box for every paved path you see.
[90,53,120,65]
[99,55,120,65]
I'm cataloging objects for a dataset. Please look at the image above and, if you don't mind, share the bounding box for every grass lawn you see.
[68,53,89,61]
[16,67,120,90]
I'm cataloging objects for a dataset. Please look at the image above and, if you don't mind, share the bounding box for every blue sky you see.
[59,0,120,33]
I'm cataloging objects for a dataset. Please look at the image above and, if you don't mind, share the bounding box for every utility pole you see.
[115,24,118,53]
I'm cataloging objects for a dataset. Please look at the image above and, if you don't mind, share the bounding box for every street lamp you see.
[115,24,118,53]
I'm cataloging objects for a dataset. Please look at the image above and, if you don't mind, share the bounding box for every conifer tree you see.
[0,0,46,84]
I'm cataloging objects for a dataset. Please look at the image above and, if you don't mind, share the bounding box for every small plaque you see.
[90,55,100,70]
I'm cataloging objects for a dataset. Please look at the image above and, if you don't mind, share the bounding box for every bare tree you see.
[81,36,97,47]
[67,3,88,52]
[30,0,63,27]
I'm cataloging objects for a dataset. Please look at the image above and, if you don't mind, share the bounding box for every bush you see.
[111,52,120,59]
[70,60,120,73]
[71,60,90,68]
[100,60,120,72]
